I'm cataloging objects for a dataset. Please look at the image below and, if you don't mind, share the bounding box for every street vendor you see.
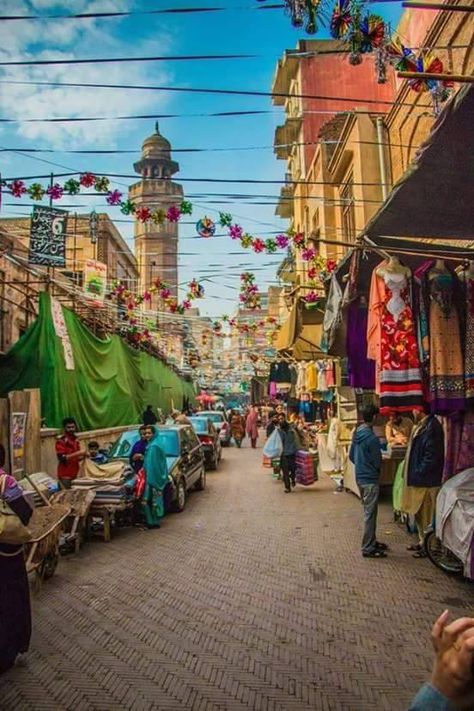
[55,418,86,489]
[385,413,413,447]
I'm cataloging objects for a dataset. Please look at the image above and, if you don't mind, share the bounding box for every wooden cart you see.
[25,503,71,591]
[51,489,95,554]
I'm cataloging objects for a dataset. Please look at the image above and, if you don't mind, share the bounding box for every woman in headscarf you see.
[0,444,33,673]
[141,426,169,528]
[130,425,147,474]
[245,406,260,449]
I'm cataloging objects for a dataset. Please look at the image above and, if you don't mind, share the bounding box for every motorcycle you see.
[424,468,474,578]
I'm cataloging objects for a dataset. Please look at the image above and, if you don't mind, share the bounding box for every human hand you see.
[430,611,474,704]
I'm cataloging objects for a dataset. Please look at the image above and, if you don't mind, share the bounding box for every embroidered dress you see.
[464,277,474,401]
[367,261,423,415]
[429,273,465,413]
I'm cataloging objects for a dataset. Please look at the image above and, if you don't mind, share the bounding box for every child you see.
[87,441,108,465]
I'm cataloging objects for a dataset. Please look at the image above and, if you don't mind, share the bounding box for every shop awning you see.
[365,85,474,241]
[275,299,325,361]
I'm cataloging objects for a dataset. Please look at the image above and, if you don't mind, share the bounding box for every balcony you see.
[274,116,303,160]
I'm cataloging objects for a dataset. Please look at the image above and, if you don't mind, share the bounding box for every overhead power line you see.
[0,54,258,67]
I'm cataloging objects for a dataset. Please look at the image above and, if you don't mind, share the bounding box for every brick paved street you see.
[2,439,473,711]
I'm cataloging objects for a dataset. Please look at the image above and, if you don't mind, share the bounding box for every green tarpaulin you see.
[0,293,196,430]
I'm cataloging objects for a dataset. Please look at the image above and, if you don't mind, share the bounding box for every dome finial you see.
[155,120,160,134]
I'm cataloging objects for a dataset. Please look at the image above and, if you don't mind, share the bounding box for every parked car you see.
[198,410,232,446]
[190,416,222,470]
[108,424,205,513]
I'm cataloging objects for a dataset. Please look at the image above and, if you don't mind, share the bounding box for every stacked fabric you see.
[295,450,317,486]
[18,472,60,506]
[72,461,135,510]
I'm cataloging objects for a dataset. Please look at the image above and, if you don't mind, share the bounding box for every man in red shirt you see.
[55,418,86,489]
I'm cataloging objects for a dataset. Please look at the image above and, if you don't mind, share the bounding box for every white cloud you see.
[0,0,174,147]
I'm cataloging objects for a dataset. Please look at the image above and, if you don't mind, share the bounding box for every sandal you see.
[363,549,387,558]
[407,543,422,552]
[376,541,389,551]
[413,549,427,558]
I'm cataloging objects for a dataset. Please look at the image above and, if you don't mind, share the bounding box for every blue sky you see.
[0,0,403,316]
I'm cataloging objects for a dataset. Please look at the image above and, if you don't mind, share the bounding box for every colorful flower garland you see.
[4,172,193,224]
[108,276,205,317]
[239,272,261,310]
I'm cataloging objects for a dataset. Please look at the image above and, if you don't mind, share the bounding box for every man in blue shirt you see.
[349,404,386,558]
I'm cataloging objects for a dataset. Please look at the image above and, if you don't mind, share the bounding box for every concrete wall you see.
[39,424,138,478]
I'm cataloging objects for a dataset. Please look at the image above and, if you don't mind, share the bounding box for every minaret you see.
[129,122,183,299]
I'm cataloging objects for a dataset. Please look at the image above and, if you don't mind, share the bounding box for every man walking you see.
[55,417,86,489]
[349,405,387,558]
[278,415,301,493]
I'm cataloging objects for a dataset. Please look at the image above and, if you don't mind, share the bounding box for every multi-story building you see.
[272,40,396,289]
[129,122,183,300]
[0,213,138,351]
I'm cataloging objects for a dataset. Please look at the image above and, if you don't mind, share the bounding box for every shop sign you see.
[29,205,68,267]
[84,259,107,304]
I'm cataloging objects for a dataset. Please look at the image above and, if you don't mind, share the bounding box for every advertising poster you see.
[84,259,107,304]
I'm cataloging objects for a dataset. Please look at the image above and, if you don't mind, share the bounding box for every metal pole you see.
[398,71,474,83]
[376,117,389,202]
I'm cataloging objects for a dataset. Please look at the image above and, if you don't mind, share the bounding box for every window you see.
[340,175,356,245]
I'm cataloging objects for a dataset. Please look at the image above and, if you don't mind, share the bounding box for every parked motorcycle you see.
[424,468,474,578]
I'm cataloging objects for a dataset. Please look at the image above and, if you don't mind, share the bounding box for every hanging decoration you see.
[109,277,205,317]
[258,0,323,34]
[2,172,191,225]
[196,216,216,238]
[239,272,262,310]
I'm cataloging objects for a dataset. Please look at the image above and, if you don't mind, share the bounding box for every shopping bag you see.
[263,430,283,459]
[0,475,33,545]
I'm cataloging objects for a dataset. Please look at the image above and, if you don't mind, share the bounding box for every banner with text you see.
[29,205,68,267]
[84,258,107,304]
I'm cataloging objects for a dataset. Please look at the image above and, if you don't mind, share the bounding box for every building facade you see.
[129,123,183,300]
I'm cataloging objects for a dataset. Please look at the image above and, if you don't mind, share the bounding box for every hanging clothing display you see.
[415,260,465,414]
[463,271,474,401]
[367,259,424,415]
[321,273,343,353]
[346,297,375,389]
[306,362,317,391]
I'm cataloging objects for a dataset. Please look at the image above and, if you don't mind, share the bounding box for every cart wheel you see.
[40,552,59,580]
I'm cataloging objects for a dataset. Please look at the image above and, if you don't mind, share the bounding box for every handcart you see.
[51,488,95,554]
[25,502,71,591]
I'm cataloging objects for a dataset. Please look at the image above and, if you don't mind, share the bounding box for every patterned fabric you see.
[428,273,465,413]
[368,261,424,414]
[464,277,474,400]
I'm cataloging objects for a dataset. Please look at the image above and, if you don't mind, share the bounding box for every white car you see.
[198,411,232,446]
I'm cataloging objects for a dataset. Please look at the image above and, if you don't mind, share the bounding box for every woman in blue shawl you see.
[142,426,169,528]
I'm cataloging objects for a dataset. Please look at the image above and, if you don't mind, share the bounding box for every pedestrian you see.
[245,405,259,449]
[55,417,86,489]
[130,425,148,474]
[408,610,474,710]
[230,410,246,448]
[402,406,444,558]
[278,415,301,493]
[142,405,158,426]
[141,426,169,528]
[0,444,34,674]
[266,411,279,438]
[349,405,387,558]
[87,440,108,465]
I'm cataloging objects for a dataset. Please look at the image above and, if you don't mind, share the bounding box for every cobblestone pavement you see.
[3,438,473,711]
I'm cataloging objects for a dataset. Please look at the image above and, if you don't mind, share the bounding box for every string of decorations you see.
[239,272,262,310]
[258,0,454,114]
[3,172,192,224]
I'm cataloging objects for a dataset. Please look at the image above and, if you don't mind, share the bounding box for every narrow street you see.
[3,440,473,711]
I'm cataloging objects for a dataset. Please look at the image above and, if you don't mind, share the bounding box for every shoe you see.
[362,549,387,558]
[291,478,296,488]
[375,541,389,551]
[284,488,291,493]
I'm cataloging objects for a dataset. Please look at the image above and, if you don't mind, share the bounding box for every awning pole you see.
[398,71,474,83]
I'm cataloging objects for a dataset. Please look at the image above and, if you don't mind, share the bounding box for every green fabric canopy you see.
[0,293,196,430]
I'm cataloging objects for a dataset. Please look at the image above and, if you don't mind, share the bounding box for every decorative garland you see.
[239,272,262,310]
[109,276,204,316]
[4,172,193,224]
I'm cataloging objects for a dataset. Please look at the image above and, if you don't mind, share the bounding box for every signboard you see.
[29,205,68,267]
[10,412,27,477]
[89,210,98,244]
[84,259,107,304]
